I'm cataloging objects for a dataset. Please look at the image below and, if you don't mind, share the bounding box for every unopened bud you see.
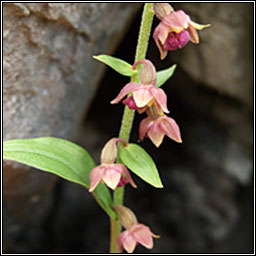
[133,59,156,86]
[100,138,127,164]
[114,205,138,229]
[153,3,174,20]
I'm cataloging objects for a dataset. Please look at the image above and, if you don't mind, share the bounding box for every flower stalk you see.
[110,3,154,253]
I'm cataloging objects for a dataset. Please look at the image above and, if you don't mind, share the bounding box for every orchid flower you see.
[114,205,159,253]
[111,59,169,115]
[89,138,136,192]
[139,111,182,147]
[153,3,210,59]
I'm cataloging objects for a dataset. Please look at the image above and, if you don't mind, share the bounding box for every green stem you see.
[110,216,119,253]
[109,3,154,253]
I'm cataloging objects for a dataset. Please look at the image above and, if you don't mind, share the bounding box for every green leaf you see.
[119,143,163,188]
[93,54,137,77]
[92,184,116,220]
[156,64,177,88]
[3,137,116,219]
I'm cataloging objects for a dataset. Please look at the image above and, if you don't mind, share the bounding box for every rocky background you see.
[3,3,254,254]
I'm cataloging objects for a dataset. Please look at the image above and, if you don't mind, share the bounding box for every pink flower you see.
[89,138,136,192]
[153,3,210,59]
[139,114,182,147]
[111,60,169,114]
[114,205,159,253]
[118,224,157,253]
[89,163,136,192]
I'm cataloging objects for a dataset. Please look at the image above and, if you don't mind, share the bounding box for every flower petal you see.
[163,10,190,33]
[148,120,165,147]
[151,101,164,116]
[89,166,105,192]
[139,116,154,141]
[188,21,210,44]
[150,87,169,113]
[160,116,182,143]
[153,24,169,60]
[164,30,190,50]
[153,3,174,20]
[187,24,199,44]
[111,83,141,104]
[119,230,137,253]
[117,176,129,187]
[115,164,137,188]
[137,106,148,114]
[133,88,154,108]
[132,224,154,249]
[154,22,170,45]
[118,231,125,253]
[123,96,148,111]
[102,166,121,190]
[189,20,211,30]
[123,96,142,110]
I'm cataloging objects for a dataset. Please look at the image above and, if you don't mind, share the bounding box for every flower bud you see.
[133,59,156,86]
[114,205,138,230]
[100,138,126,164]
[153,3,174,20]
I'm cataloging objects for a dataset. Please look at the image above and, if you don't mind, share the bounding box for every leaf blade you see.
[3,137,93,186]
[93,54,137,77]
[156,64,177,88]
[3,137,116,219]
[119,143,163,188]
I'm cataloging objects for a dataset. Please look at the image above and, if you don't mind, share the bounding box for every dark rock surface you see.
[3,3,254,254]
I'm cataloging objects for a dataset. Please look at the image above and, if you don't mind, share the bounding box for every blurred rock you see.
[3,161,56,252]
[3,2,140,140]
[163,67,254,187]
[3,2,141,250]
[51,181,109,254]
